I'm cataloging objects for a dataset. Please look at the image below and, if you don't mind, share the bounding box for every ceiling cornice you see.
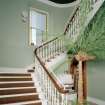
[37,0,80,8]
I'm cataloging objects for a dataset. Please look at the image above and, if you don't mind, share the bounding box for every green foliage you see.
[71,99,90,105]
[67,1,105,60]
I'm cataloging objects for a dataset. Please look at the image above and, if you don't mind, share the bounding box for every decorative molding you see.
[36,0,80,8]
[0,67,26,73]
[0,64,34,73]
[88,97,105,105]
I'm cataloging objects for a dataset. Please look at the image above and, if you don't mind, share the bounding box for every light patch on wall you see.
[21,11,28,23]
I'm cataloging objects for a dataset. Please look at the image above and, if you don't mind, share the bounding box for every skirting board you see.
[0,64,34,73]
[88,97,105,105]
[0,67,26,73]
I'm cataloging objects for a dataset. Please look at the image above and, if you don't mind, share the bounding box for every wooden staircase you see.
[0,73,42,105]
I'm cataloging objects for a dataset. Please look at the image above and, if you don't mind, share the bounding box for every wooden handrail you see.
[34,37,70,94]
[34,7,80,94]
[64,7,79,35]
[37,36,58,49]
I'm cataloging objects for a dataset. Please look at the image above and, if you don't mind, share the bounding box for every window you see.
[29,8,48,46]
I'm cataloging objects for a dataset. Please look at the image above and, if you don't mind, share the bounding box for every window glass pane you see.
[30,9,47,46]
[30,10,46,30]
[36,29,43,45]
[31,29,36,45]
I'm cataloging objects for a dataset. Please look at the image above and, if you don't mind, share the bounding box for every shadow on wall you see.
[87,60,105,101]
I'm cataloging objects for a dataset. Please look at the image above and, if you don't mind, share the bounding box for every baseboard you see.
[0,64,34,73]
[0,67,26,73]
[88,97,105,105]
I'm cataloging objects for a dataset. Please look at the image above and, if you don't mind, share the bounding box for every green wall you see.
[0,0,75,68]
[0,0,105,102]
[88,61,105,101]
[84,1,105,101]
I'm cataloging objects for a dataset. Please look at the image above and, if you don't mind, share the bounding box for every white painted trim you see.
[88,97,105,105]
[29,7,49,46]
[85,0,104,29]
[0,67,26,73]
[37,0,80,8]
[0,64,34,73]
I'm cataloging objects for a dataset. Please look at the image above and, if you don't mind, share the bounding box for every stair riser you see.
[0,78,32,81]
[0,88,36,95]
[0,73,31,76]
[0,95,39,104]
[0,83,34,88]
[24,102,42,105]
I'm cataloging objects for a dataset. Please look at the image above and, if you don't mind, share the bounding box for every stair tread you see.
[3,100,42,105]
[0,93,39,98]
[0,76,31,78]
[0,86,36,90]
[0,87,37,95]
[0,82,34,88]
[0,93,40,104]
[45,52,66,71]
[0,73,31,76]
[0,81,33,83]
[0,77,32,82]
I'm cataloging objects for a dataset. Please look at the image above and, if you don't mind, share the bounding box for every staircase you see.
[34,0,105,105]
[0,0,104,105]
[0,73,42,105]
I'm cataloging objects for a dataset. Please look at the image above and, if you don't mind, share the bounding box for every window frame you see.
[29,7,48,46]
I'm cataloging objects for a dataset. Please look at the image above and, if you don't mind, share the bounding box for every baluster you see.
[42,46,44,59]
[52,41,55,58]
[73,17,75,37]
[75,12,78,37]
[51,83,54,105]
[74,15,76,38]
[38,48,40,57]
[47,44,50,61]
[62,37,65,52]
[49,80,52,105]
[69,23,72,37]
[58,38,60,55]
[57,39,60,55]
[71,21,73,38]
[46,76,49,100]
[54,39,56,57]
[47,79,50,104]
[46,44,49,60]
[44,46,46,61]
[40,48,43,59]
[59,39,62,52]
[50,42,53,58]
[55,39,57,56]
[61,94,64,105]
[44,45,47,62]
[44,72,47,98]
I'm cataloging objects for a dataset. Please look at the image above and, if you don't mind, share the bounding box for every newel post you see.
[77,60,87,105]
[75,53,95,105]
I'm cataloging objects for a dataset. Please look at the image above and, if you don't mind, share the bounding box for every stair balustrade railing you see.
[34,35,74,105]
[34,0,104,105]
[64,0,103,41]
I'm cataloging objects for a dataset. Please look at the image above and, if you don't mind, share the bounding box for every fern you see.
[66,1,105,60]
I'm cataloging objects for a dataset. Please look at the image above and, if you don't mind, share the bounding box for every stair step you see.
[0,73,31,76]
[0,87,37,95]
[0,86,36,90]
[0,82,34,88]
[0,93,40,104]
[0,77,32,82]
[0,76,31,78]
[4,100,42,105]
[24,101,42,105]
